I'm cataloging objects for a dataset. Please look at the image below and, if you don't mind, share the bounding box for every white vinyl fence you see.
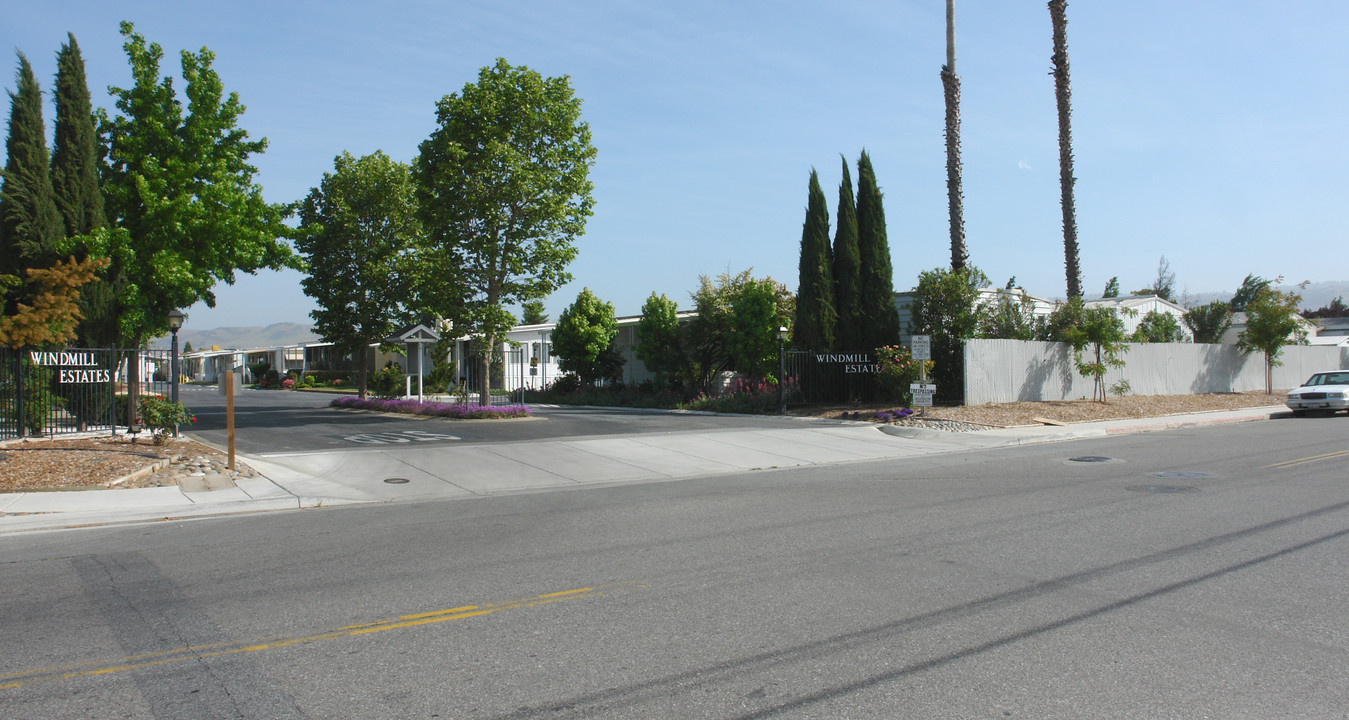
[963,339,1349,405]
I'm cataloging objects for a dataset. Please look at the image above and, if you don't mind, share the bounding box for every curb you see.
[107,458,171,488]
[1103,411,1277,435]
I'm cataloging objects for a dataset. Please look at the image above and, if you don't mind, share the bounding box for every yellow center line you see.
[2,582,636,691]
[537,587,593,599]
[1264,449,1349,469]
[399,604,480,621]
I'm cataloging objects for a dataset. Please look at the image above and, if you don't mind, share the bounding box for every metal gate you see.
[783,349,880,405]
[461,348,525,405]
[1,347,173,440]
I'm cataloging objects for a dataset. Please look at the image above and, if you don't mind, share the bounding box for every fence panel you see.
[0,347,174,440]
[460,349,525,406]
[963,339,1349,405]
[784,349,880,405]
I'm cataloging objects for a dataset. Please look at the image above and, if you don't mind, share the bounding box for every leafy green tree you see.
[51,34,105,238]
[980,289,1042,340]
[1058,301,1131,402]
[942,0,968,271]
[521,299,549,325]
[552,287,620,385]
[728,278,785,381]
[793,169,834,350]
[1131,310,1185,343]
[1229,273,1271,312]
[414,58,596,404]
[909,266,989,402]
[296,151,419,399]
[1,53,64,299]
[1049,0,1083,298]
[1182,300,1233,344]
[685,269,793,392]
[182,340,193,354]
[831,156,862,350]
[97,22,295,348]
[1237,286,1307,393]
[1102,276,1119,298]
[635,292,683,387]
[855,151,900,350]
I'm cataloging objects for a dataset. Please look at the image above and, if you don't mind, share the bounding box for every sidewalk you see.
[0,405,1286,534]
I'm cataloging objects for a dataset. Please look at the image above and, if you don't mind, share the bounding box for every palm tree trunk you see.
[942,0,968,271]
[1049,0,1083,298]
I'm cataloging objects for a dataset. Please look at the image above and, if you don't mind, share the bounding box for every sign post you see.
[910,383,936,408]
[226,366,237,471]
[910,335,931,415]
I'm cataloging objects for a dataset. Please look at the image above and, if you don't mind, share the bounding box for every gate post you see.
[16,346,26,438]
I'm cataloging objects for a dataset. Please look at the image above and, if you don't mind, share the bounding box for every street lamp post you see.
[167,309,186,407]
[776,326,789,415]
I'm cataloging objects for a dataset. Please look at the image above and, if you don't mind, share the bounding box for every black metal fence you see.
[0,347,173,440]
[458,348,526,405]
[783,349,881,405]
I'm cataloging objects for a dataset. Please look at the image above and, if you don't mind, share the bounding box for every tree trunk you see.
[1049,0,1083,298]
[127,337,141,432]
[478,332,494,406]
[943,0,968,271]
[356,345,368,399]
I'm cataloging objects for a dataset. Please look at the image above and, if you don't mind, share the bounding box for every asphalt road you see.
[180,385,812,454]
[2,415,1347,718]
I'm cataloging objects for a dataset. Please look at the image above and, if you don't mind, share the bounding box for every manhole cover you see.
[1156,472,1209,478]
[1070,456,1113,463]
[383,478,410,484]
[1126,484,1199,494]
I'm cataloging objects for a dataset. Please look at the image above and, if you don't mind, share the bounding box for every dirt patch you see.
[0,435,235,492]
[796,390,1288,427]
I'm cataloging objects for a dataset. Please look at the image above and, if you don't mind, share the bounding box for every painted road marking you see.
[1263,449,1349,470]
[0,583,637,691]
[343,429,461,444]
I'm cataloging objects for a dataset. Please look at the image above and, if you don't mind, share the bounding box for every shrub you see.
[139,396,195,445]
[281,377,296,390]
[875,345,934,405]
[369,364,406,398]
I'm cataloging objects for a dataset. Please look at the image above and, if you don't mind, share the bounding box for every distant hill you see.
[148,323,321,351]
[1178,280,1347,312]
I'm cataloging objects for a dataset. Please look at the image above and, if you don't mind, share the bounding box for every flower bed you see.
[329,396,532,419]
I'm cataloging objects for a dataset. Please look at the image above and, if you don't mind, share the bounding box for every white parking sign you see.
[910,335,930,361]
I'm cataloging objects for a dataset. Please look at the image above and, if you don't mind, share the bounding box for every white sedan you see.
[1285,371,1349,416]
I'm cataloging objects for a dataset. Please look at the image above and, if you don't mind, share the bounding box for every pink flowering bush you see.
[682,375,797,414]
[876,345,934,404]
[330,396,532,419]
[281,377,296,390]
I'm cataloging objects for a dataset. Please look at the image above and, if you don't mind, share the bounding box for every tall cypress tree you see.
[831,156,862,351]
[793,168,835,350]
[51,33,105,237]
[1,53,65,291]
[854,150,900,349]
[52,34,120,346]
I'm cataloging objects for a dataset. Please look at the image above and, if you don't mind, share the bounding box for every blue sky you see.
[5,1,1346,330]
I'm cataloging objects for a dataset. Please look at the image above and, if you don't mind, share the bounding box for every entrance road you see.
[180,385,811,454]
[2,415,1347,718]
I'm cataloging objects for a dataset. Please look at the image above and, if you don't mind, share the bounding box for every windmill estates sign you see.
[813,352,880,374]
[29,350,112,384]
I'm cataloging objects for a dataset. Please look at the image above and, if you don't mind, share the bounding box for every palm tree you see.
[1049,0,1082,298]
[942,0,968,270]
